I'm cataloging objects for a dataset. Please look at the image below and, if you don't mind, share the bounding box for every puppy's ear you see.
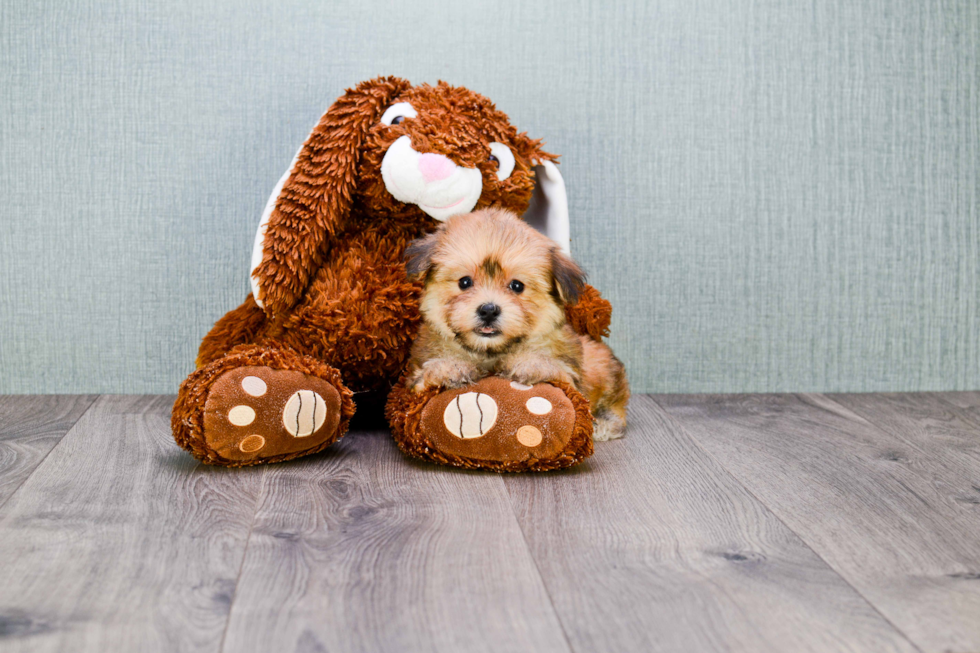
[250,76,412,316]
[551,248,586,305]
[404,232,440,279]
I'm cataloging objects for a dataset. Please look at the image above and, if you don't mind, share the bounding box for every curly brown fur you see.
[196,294,268,367]
[404,209,629,440]
[565,285,612,341]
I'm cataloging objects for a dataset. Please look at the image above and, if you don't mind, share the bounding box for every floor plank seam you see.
[501,477,577,653]
[217,465,268,653]
[820,392,979,467]
[821,392,977,461]
[0,393,101,515]
[644,393,928,653]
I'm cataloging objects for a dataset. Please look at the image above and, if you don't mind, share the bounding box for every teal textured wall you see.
[1,0,978,394]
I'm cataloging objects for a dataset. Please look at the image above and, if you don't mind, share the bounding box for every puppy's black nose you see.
[477,303,501,322]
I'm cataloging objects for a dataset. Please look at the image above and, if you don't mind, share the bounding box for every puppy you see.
[404,208,630,440]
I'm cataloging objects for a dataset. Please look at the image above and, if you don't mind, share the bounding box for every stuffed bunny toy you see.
[172,77,612,471]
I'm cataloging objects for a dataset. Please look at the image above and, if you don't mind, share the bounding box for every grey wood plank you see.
[221,430,570,653]
[656,392,980,653]
[0,395,97,507]
[936,391,980,425]
[503,395,917,653]
[828,392,980,509]
[0,395,264,653]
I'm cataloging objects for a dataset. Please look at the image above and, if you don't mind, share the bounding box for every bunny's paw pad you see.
[202,366,343,463]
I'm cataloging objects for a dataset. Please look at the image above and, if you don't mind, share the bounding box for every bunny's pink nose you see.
[418,153,456,183]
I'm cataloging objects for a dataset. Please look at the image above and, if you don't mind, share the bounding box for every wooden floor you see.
[1,393,979,652]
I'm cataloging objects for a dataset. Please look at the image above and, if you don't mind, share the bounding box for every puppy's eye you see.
[508,280,524,294]
[458,276,473,290]
[488,142,516,181]
[381,102,418,126]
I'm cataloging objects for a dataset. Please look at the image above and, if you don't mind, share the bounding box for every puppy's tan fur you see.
[404,208,630,440]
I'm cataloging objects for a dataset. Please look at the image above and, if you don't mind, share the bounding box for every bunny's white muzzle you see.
[380,136,483,222]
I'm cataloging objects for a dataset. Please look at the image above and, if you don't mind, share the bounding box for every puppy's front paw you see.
[410,358,479,393]
[501,356,576,388]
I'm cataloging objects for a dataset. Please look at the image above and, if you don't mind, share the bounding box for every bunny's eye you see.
[381,102,418,126]
[488,143,515,181]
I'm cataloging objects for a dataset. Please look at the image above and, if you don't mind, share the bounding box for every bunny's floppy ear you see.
[249,76,412,315]
[522,160,570,255]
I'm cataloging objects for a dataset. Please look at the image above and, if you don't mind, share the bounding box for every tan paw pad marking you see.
[228,405,256,426]
[525,397,553,415]
[443,392,498,439]
[238,435,266,453]
[510,381,533,391]
[240,376,267,397]
[282,390,327,437]
[516,425,543,447]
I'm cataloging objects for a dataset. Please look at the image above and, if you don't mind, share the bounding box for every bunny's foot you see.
[386,376,593,472]
[173,345,355,466]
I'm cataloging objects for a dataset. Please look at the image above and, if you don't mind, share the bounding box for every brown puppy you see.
[404,208,630,440]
